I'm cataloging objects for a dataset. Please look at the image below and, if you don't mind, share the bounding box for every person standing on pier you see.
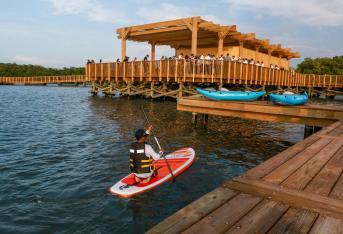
[129,126,164,183]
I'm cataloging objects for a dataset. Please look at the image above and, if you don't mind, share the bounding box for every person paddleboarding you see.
[130,125,164,183]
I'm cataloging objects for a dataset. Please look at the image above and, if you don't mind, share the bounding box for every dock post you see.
[178,82,184,98]
[109,82,114,96]
[150,82,154,98]
[162,82,167,100]
[304,125,322,138]
[192,112,198,127]
[202,114,209,127]
[91,81,98,96]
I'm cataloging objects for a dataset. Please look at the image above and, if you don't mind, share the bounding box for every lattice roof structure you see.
[116,16,299,60]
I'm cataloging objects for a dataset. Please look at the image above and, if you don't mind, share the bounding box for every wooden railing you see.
[1,61,343,88]
[0,75,85,84]
[86,60,343,88]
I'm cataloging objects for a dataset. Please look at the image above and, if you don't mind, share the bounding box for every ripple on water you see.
[0,86,328,233]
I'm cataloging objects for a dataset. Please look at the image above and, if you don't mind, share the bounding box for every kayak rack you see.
[147,120,343,233]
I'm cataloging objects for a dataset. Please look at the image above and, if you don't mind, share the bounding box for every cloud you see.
[137,3,220,23]
[226,0,343,26]
[49,0,129,23]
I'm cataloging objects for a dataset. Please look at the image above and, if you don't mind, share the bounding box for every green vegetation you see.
[0,63,85,77]
[296,56,343,75]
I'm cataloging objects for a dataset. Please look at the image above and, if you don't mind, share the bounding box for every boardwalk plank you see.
[245,135,320,180]
[310,174,343,234]
[224,200,288,234]
[262,138,332,184]
[183,193,262,234]
[268,208,317,234]
[281,139,343,190]
[146,187,237,234]
[269,146,343,233]
[310,216,343,234]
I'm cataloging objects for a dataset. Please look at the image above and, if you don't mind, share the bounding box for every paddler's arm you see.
[145,144,163,160]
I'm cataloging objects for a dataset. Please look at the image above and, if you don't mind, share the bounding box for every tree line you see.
[296,56,343,75]
[0,63,84,77]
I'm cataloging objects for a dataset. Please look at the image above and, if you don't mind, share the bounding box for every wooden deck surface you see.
[147,121,343,234]
[177,97,343,127]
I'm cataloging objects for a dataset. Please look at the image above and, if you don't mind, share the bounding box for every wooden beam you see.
[129,26,189,37]
[116,17,196,33]
[224,177,343,220]
[183,19,193,31]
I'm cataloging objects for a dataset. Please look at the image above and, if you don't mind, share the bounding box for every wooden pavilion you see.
[117,16,300,69]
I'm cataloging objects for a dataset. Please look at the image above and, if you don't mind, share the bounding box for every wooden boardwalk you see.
[86,61,343,89]
[177,97,343,127]
[148,121,343,234]
[0,75,85,85]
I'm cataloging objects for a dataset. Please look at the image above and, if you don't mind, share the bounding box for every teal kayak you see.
[269,92,308,105]
[196,88,266,101]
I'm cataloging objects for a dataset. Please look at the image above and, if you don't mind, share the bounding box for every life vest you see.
[129,142,153,174]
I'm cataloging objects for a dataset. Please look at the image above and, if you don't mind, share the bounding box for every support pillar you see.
[191,17,199,56]
[267,50,272,67]
[150,41,156,61]
[121,38,126,61]
[121,28,130,61]
[178,82,183,98]
[218,36,224,57]
[304,125,322,139]
[192,112,198,127]
[150,82,154,98]
[202,114,209,127]
[239,41,244,57]
[255,46,261,61]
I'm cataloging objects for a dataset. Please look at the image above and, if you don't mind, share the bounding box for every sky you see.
[0,0,342,68]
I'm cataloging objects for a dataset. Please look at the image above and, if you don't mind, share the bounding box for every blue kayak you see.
[196,88,266,101]
[269,92,308,105]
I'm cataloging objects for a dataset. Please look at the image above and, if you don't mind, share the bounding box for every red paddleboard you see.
[109,148,195,198]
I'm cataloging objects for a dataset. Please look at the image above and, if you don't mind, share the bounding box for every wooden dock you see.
[147,121,343,233]
[177,97,343,127]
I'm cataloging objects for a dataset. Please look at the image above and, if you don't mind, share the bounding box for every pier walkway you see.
[148,121,343,233]
[0,75,85,85]
[177,97,343,127]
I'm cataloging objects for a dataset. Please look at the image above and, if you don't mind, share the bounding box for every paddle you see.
[141,107,176,182]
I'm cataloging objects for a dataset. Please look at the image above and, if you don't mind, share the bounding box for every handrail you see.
[1,60,343,88]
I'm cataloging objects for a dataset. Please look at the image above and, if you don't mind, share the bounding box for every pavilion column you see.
[286,57,290,70]
[218,36,224,57]
[239,41,244,57]
[255,46,261,61]
[267,50,272,67]
[150,41,156,61]
[121,38,126,61]
[191,17,199,56]
[121,28,130,61]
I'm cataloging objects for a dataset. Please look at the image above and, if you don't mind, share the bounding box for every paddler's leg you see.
[140,176,152,183]
[134,175,142,183]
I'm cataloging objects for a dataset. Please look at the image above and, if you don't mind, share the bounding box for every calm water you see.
[0,85,307,233]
